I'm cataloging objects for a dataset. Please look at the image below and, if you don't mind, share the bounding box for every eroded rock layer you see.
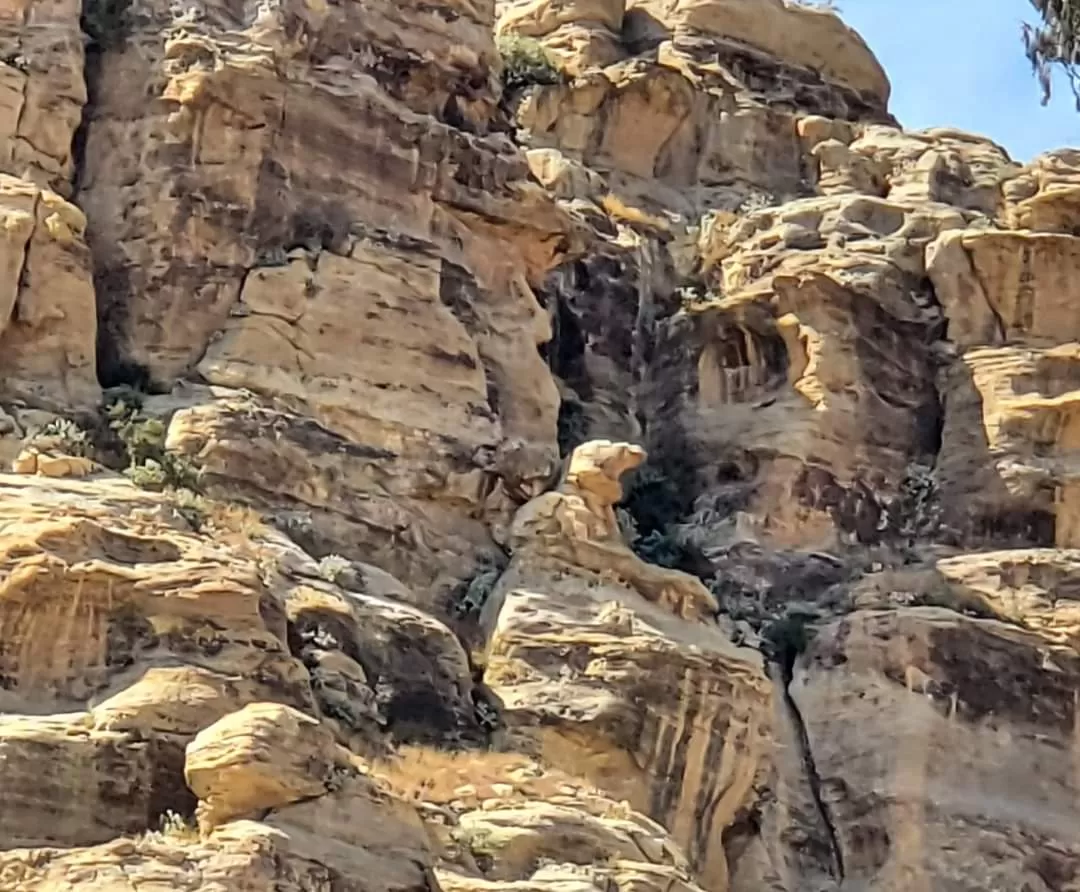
[0,0,1078,890]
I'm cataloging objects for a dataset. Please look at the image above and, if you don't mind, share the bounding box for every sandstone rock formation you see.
[484,439,770,887]
[0,0,85,194]
[0,0,1078,889]
[506,439,719,618]
[0,176,99,411]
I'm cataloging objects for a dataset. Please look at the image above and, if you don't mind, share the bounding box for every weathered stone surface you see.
[482,441,771,888]
[185,702,352,829]
[0,816,437,891]
[492,0,905,501]
[482,564,771,888]
[642,195,953,554]
[164,387,522,599]
[933,548,1080,640]
[1003,148,1080,233]
[79,0,577,386]
[0,475,313,717]
[791,607,1080,891]
[518,62,809,210]
[11,446,96,477]
[508,14,895,230]
[265,775,437,890]
[723,667,840,892]
[507,440,719,618]
[283,571,485,747]
[374,746,713,892]
[0,715,168,849]
[497,0,627,73]
[625,0,889,102]
[0,474,315,843]
[848,548,1080,646]
[177,231,561,593]
[929,228,1080,547]
[0,175,99,411]
[1,0,1079,889]
[934,344,1080,547]
[930,229,1080,348]
[66,0,592,606]
[0,0,84,193]
[799,123,1015,213]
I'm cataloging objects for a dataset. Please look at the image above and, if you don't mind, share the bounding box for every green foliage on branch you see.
[1025,0,1080,106]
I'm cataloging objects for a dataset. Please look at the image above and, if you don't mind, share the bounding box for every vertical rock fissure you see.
[960,244,1008,344]
[631,236,657,385]
[70,38,102,199]
[69,36,123,389]
[781,657,846,881]
[13,189,41,308]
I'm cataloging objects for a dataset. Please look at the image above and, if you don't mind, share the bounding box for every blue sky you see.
[839,0,1078,161]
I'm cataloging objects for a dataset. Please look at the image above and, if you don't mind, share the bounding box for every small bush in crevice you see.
[170,488,209,531]
[318,554,353,586]
[473,691,501,733]
[449,559,503,620]
[556,398,589,457]
[629,526,716,581]
[144,809,198,844]
[760,612,816,667]
[81,0,132,50]
[889,461,943,547]
[105,397,200,492]
[25,417,94,457]
[273,509,317,548]
[169,489,267,542]
[619,462,696,538]
[497,35,562,92]
[616,506,639,548]
[709,572,762,615]
[632,529,688,570]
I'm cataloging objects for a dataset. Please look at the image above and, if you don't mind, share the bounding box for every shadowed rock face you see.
[0,0,1078,890]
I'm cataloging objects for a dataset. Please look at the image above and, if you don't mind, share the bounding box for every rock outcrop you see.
[0,0,1078,890]
[0,0,85,194]
[0,176,99,411]
[72,0,594,601]
[505,439,719,618]
[483,440,770,887]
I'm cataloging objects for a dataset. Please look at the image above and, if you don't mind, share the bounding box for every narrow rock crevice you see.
[70,35,102,200]
[780,652,845,882]
[69,40,134,391]
[7,189,38,324]
[960,243,1008,344]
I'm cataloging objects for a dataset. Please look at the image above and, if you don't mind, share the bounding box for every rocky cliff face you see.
[1,0,1079,890]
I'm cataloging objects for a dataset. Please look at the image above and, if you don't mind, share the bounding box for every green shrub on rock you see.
[26,417,94,457]
[497,35,562,92]
[106,398,200,492]
[450,560,503,620]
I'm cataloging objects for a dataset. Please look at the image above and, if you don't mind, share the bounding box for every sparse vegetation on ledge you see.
[497,34,563,92]
[105,396,201,493]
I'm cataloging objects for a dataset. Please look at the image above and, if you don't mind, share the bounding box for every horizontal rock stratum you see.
[0,0,1077,890]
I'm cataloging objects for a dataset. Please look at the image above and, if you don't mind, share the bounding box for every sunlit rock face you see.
[0,0,1078,890]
